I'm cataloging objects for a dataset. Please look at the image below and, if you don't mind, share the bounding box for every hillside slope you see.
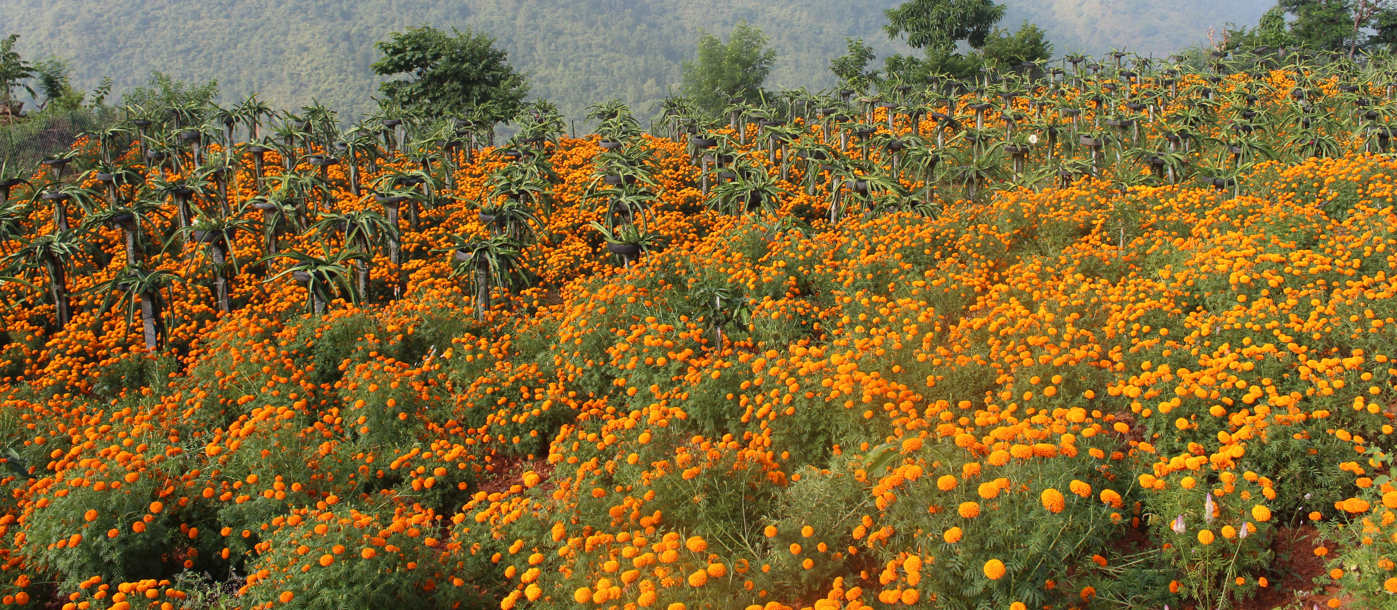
[0,0,1270,122]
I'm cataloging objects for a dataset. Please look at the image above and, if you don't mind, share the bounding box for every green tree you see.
[880,0,1051,81]
[0,34,34,114]
[120,71,219,111]
[882,0,1006,52]
[31,56,84,111]
[1276,0,1366,54]
[372,26,529,124]
[830,38,880,91]
[680,22,777,114]
[979,21,1053,71]
[1227,6,1296,50]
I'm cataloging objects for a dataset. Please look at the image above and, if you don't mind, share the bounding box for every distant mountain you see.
[0,0,1272,124]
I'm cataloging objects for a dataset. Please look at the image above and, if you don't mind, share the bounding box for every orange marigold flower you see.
[937,475,957,491]
[1198,530,1215,545]
[685,536,706,553]
[943,527,963,544]
[279,592,294,603]
[983,559,1006,580]
[319,554,334,567]
[1069,480,1091,498]
[958,502,981,518]
[1040,488,1065,513]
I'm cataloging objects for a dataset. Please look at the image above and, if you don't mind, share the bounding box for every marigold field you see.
[1,59,1397,610]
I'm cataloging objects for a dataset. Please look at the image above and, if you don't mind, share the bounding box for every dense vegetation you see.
[0,0,1274,123]
[1,30,1397,610]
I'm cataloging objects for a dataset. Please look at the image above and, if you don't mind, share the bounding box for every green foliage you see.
[680,22,777,115]
[30,55,83,111]
[119,71,219,113]
[829,38,880,91]
[979,20,1053,71]
[882,0,1006,51]
[1226,5,1295,50]
[371,26,529,124]
[0,33,33,109]
[1272,0,1397,54]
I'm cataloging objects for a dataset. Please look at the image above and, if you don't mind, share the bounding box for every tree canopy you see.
[1271,0,1397,55]
[680,22,777,114]
[371,26,530,124]
[876,0,1050,81]
[882,0,1005,52]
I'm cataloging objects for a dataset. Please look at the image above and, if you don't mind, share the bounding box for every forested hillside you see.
[0,0,1269,122]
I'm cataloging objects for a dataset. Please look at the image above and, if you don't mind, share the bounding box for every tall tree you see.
[0,34,34,115]
[1276,0,1381,54]
[830,38,880,91]
[372,26,529,124]
[979,21,1053,71]
[883,0,1006,53]
[680,22,777,114]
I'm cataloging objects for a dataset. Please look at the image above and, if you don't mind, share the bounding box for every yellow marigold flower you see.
[1251,505,1272,522]
[1041,488,1065,513]
[983,559,1006,580]
[937,475,957,491]
[1384,577,1397,594]
[1384,491,1397,509]
[959,501,981,518]
[688,569,708,587]
[637,591,657,607]
[574,587,593,603]
[1198,530,1215,545]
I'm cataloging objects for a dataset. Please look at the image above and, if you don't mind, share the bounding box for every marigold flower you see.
[1069,480,1091,498]
[958,502,981,518]
[983,559,1006,580]
[937,475,957,491]
[1198,530,1215,545]
[1251,505,1271,522]
[1040,488,1065,513]
[943,527,963,543]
